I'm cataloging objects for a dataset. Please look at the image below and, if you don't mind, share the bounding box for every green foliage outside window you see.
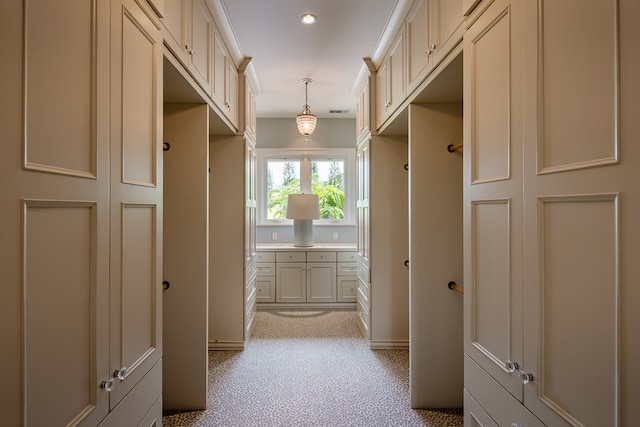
[266,160,345,220]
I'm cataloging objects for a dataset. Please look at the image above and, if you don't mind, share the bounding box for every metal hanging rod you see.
[447,143,463,153]
[448,281,464,294]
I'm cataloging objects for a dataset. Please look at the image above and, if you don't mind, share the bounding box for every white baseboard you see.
[369,340,409,350]
[208,341,245,351]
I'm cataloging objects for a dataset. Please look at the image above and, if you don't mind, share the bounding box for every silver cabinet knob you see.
[519,371,534,384]
[101,379,114,392]
[430,44,436,50]
[114,367,128,381]
[425,49,432,55]
[505,360,519,373]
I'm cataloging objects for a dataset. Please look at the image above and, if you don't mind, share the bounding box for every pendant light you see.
[296,78,317,136]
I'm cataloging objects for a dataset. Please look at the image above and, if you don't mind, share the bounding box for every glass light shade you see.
[296,112,317,136]
[286,194,320,219]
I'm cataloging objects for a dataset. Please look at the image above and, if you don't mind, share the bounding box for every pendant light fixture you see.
[296,78,317,137]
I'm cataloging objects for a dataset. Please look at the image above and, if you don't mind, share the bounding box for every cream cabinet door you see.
[188,0,212,93]
[276,263,307,303]
[1,0,111,424]
[109,0,163,409]
[522,0,640,425]
[463,0,525,402]
[307,263,337,303]
[406,0,432,92]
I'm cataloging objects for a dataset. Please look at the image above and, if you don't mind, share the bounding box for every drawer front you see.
[357,292,370,338]
[255,262,275,276]
[255,251,275,262]
[357,278,369,304]
[245,263,257,287]
[276,251,306,263]
[337,251,358,262]
[465,355,545,427]
[306,251,336,262]
[356,260,370,284]
[256,276,275,302]
[337,262,357,276]
[337,276,357,302]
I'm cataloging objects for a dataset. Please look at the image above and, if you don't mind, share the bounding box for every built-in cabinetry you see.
[374,0,464,130]
[162,0,239,129]
[1,0,163,424]
[376,27,406,127]
[256,248,357,307]
[464,0,640,425]
[209,130,257,349]
[356,135,409,348]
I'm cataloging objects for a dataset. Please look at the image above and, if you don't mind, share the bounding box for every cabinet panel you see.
[121,10,158,187]
[529,195,619,426]
[23,0,94,177]
[538,0,618,173]
[338,251,358,262]
[464,0,525,412]
[188,0,212,93]
[276,251,306,263]
[276,263,306,302]
[306,251,336,262]
[337,262,357,275]
[406,0,431,92]
[24,203,107,426]
[337,276,358,302]
[465,356,545,427]
[307,263,337,302]
[388,27,406,118]
[256,276,275,302]
[468,7,511,183]
[211,31,227,108]
[110,0,163,410]
[256,251,275,262]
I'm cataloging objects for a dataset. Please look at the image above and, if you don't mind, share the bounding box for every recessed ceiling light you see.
[301,14,317,24]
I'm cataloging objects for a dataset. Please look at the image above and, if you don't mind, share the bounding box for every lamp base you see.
[293,219,314,247]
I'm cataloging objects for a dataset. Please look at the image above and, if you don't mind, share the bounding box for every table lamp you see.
[286,194,320,247]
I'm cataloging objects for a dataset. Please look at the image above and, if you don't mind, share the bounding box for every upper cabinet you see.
[162,0,240,130]
[374,0,464,131]
[163,0,212,94]
[355,61,373,142]
[244,73,258,140]
[376,26,405,128]
[406,0,464,93]
[187,0,213,93]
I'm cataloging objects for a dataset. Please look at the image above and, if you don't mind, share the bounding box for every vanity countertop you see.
[256,243,357,252]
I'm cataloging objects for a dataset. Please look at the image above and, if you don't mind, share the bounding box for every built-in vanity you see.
[255,244,357,308]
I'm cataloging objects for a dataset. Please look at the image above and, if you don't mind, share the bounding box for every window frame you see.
[257,148,355,226]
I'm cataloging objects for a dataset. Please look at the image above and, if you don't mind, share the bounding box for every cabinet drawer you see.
[337,262,357,276]
[256,276,275,302]
[464,355,545,427]
[337,276,357,302]
[356,260,370,284]
[357,292,370,338]
[255,251,275,262]
[255,262,275,276]
[357,278,369,304]
[276,251,306,262]
[337,251,358,262]
[306,251,336,262]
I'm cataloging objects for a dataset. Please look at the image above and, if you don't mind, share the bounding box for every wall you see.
[256,118,357,244]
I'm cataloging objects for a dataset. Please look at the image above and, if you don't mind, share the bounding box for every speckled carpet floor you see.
[162,310,463,427]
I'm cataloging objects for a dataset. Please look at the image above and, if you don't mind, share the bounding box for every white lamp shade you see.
[286,194,320,219]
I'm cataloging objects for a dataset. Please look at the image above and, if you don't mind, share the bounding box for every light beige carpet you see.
[163,310,463,427]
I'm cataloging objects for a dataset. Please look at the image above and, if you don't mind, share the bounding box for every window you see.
[258,149,355,225]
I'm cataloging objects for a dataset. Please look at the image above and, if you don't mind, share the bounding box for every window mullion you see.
[300,157,311,193]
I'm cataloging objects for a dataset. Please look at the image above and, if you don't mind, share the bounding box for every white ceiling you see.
[210,0,403,119]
